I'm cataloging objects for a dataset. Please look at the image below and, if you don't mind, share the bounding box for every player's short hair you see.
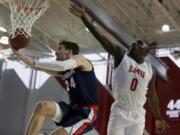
[130,40,149,49]
[59,40,79,55]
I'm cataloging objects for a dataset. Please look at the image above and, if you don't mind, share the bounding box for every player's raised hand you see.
[11,47,35,68]
[11,47,21,57]
[155,119,169,134]
[69,1,85,18]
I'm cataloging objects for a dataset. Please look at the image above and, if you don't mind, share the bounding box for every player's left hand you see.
[69,1,85,18]
[11,45,36,69]
[12,49,22,58]
[155,119,169,134]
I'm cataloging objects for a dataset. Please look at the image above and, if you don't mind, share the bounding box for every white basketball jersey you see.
[112,53,153,108]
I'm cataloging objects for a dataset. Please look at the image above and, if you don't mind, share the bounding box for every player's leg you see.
[39,133,48,135]
[50,127,68,135]
[107,112,128,135]
[65,105,97,135]
[125,123,144,135]
[107,127,125,135]
[54,105,98,135]
[25,101,60,135]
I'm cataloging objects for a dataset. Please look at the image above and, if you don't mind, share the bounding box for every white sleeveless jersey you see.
[112,53,153,108]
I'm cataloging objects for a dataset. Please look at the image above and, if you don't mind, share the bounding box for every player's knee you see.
[35,101,48,115]
[51,128,68,135]
[35,101,57,117]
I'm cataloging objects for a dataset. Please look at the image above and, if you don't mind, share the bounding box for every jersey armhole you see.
[114,52,127,69]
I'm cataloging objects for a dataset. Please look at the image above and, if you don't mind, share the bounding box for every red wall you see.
[96,82,113,135]
[145,57,180,135]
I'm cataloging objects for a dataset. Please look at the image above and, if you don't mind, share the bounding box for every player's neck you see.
[128,52,144,64]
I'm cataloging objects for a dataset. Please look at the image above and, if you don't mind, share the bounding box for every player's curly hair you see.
[130,39,149,51]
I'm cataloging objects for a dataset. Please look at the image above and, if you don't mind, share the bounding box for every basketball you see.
[9,29,30,50]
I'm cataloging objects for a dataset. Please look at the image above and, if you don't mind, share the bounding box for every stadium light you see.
[0,36,9,44]
[0,26,7,32]
[161,24,170,32]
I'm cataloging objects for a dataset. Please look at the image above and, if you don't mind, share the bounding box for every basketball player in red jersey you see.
[70,2,169,135]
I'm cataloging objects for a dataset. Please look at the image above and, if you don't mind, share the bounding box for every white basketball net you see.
[9,0,51,38]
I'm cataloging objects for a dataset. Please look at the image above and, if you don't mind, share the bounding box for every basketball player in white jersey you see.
[70,2,169,135]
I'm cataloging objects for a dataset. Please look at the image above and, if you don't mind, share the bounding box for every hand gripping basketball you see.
[9,28,30,50]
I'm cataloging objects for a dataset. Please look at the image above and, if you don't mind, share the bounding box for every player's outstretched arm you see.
[147,72,169,133]
[36,54,92,72]
[69,2,125,59]
[12,48,90,73]
[12,49,59,76]
[12,49,36,69]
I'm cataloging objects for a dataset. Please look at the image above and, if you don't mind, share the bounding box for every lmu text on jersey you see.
[129,65,145,78]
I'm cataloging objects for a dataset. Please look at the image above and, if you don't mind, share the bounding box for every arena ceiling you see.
[0,0,180,57]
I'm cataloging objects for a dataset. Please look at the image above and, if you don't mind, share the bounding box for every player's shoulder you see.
[124,52,133,61]
[72,54,88,62]
[72,55,92,70]
[144,60,152,68]
[143,61,154,77]
[72,54,84,58]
